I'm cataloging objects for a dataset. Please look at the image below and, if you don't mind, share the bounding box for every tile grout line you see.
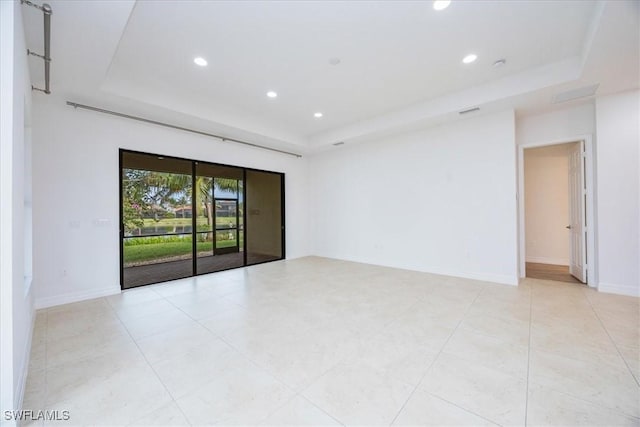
[123,285,267,424]
[192,296,346,424]
[527,283,640,420]
[160,288,313,424]
[107,295,193,426]
[196,324,340,425]
[582,290,640,388]
[156,281,247,323]
[35,264,638,426]
[255,391,346,427]
[252,393,300,426]
[299,395,346,426]
[389,284,487,426]
[289,298,427,426]
[524,281,534,426]
[526,380,640,422]
[162,287,249,340]
[209,276,420,425]
[192,277,424,425]
[118,283,239,342]
[421,391,500,426]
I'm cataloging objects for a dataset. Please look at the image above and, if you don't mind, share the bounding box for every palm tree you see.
[122,169,240,238]
[200,177,238,242]
[151,172,239,241]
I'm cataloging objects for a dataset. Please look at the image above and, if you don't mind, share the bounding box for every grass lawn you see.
[124,239,241,264]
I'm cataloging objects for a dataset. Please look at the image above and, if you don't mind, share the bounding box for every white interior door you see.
[568,141,587,283]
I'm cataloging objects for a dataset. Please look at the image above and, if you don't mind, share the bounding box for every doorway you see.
[519,138,594,285]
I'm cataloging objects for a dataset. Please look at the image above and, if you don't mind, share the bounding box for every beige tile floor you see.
[23,257,640,426]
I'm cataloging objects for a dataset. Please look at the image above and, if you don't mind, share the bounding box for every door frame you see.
[568,141,587,282]
[213,196,241,255]
[517,134,596,287]
[118,148,286,290]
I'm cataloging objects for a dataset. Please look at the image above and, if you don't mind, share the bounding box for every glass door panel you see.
[121,153,194,288]
[195,175,214,263]
[195,163,244,273]
[121,151,284,289]
[245,170,284,265]
[215,199,239,254]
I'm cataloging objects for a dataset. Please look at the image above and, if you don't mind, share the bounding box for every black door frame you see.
[119,148,286,290]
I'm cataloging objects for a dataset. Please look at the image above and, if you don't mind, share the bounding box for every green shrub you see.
[124,235,189,246]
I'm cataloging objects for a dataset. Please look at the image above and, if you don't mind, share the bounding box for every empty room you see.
[1,0,639,426]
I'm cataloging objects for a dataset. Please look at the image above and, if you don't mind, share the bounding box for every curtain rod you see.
[22,0,52,94]
[65,101,303,158]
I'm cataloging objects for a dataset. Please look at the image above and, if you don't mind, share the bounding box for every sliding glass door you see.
[246,170,284,265]
[195,163,244,275]
[121,152,194,288]
[120,150,284,289]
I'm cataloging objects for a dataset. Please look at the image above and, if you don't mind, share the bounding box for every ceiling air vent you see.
[459,107,480,115]
[552,84,599,104]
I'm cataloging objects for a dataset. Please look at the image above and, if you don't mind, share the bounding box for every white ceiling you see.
[23,0,640,153]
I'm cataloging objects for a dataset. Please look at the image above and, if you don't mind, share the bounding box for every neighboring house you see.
[173,205,192,218]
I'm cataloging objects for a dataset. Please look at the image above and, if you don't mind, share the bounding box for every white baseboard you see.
[598,282,640,297]
[423,267,518,286]
[35,286,121,310]
[318,255,519,287]
[15,304,35,411]
[525,256,569,266]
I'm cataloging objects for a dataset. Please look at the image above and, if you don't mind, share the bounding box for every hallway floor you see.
[525,262,583,284]
[24,257,639,426]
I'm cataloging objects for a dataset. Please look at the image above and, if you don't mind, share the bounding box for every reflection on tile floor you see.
[24,257,640,426]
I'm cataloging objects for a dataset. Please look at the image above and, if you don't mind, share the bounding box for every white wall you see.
[309,110,519,285]
[1,0,35,419]
[516,102,595,146]
[516,96,640,296]
[516,103,596,281]
[32,94,310,308]
[595,90,640,296]
[524,144,572,265]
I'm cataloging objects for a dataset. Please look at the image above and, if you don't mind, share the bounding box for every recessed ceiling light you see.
[266,91,278,98]
[462,54,478,64]
[193,57,207,67]
[433,0,451,10]
[314,112,323,118]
